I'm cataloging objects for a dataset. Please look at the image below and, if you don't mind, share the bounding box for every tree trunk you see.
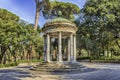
[107,46,109,58]
[38,52,41,60]
[87,50,91,62]
[34,10,40,30]
[27,45,32,63]
[0,46,7,64]
[22,45,27,60]
[116,40,120,49]
[14,55,17,62]
[1,50,7,64]
[87,50,90,57]
[3,51,7,64]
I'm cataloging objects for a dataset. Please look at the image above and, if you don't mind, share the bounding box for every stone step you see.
[33,66,85,70]
[33,67,77,70]
[30,62,88,72]
[31,68,87,72]
[30,66,88,72]
[36,63,85,67]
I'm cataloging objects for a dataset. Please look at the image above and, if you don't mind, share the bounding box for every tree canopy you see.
[0,8,43,64]
[43,1,80,20]
[0,9,19,22]
[75,0,120,60]
[82,0,120,33]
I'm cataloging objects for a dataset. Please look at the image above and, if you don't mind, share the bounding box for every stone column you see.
[50,37,52,61]
[58,32,62,62]
[46,33,50,62]
[70,33,74,62]
[67,37,70,61]
[73,34,76,62]
[43,35,47,62]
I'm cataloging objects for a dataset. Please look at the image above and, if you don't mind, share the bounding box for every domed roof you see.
[48,17,73,23]
[42,17,78,34]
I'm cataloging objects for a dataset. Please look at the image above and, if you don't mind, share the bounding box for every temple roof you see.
[42,17,77,34]
[43,17,76,28]
[47,17,73,23]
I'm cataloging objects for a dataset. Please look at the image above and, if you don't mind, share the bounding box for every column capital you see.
[73,33,76,36]
[58,31,62,34]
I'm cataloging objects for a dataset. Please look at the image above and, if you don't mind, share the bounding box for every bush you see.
[77,57,91,60]
[4,63,10,67]
[0,64,4,68]
[0,59,42,68]
[18,59,43,63]
[0,62,19,68]
[9,63,16,66]
[15,61,19,66]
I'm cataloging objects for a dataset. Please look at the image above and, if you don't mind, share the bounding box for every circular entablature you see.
[42,18,78,35]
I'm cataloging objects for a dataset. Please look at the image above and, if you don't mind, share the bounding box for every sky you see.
[0,0,86,27]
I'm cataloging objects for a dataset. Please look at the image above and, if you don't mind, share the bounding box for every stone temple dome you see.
[42,18,78,37]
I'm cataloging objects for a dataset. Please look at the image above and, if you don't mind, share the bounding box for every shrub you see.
[18,59,43,63]
[15,61,19,66]
[1,62,19,68]
[4,63,10,67]
[0,64,4,68]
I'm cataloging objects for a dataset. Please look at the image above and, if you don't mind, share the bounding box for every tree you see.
[43,1,80,20]
[34,0,50,30]
[0,8,20,64]
[34,0,80,31]
[75,0,120,60]
[0,8,44,64]
[82,0,120,34]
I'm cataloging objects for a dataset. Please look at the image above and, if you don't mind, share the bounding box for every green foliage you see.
[0,8,44,64]
[0,8,19,22]
[18,59,43,63]
[75,0,120,61]
[0,62,19,68]
[43,1,80,20]
[4,62,19,67]
[83,0,120,32]
[49,17,72,23]
[0,64,4,68]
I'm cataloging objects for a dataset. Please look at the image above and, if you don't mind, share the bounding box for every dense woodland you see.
[0,9,44,65]
[0,0,120,66]
[76,0,120,61]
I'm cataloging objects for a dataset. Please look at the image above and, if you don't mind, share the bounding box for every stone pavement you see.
[0,62,120,80]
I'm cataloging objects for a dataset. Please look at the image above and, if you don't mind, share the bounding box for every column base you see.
[58,60,62,63]
[69,61,77,64]
[46,60,51,63]
[73,59,76,62]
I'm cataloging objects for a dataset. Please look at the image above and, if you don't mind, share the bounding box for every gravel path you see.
[0,62,120,80]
